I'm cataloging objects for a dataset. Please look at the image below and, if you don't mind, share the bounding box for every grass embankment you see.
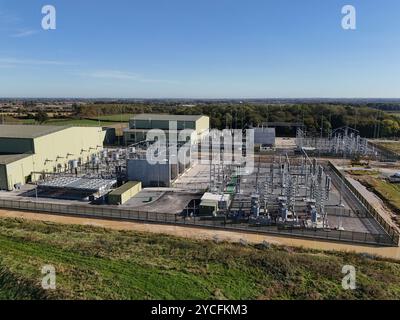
[349,169,400,225]
[374,141,400,156]
[361,177,400,215]
[0,218,400,300]
[346,170,379,177]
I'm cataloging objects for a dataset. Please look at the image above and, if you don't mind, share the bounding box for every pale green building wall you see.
[0,127,106,191]
[195,116,210,137]
[125,116,210,144]
[3,156,35,190]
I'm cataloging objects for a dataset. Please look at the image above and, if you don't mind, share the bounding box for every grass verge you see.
[0,217,399,300]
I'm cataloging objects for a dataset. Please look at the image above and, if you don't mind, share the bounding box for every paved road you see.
[325,165,387,235]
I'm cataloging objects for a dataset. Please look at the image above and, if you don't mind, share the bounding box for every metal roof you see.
[0,153,31,165]
[0,125,68,139]
[131,114,206,122]
[38,176,117,192]
[201,192,230,202]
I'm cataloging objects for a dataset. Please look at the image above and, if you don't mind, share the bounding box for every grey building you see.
[254,127,276,147]
[124,114,209,145]
[126,146,192,187]
[127,157,191,187]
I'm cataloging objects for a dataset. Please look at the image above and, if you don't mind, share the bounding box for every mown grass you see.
[86,114,133,122]
[9,117,119,127]
[0,217,399,300]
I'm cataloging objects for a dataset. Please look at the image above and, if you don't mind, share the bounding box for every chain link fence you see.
[328,162,399,245]
[0,197,395,246]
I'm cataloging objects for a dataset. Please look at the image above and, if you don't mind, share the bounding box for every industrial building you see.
[254,127,276,150]
[199,193,231,216]
[0,125,105,190]
[108,181,142,205]
[127,147,192,187]
[103,123,128,145]
[124,114,210,145]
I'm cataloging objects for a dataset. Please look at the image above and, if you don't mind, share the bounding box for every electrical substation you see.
[0,117,399,247]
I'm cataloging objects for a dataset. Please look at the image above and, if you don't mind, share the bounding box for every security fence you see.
[0,197,396,246]
[328,162,399,246]
[368,141,399,162]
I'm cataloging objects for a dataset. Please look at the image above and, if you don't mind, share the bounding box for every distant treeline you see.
[73,103,400,138]
[365,103,400,112]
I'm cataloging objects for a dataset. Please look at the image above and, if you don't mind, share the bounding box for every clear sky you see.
[0,0,399,98]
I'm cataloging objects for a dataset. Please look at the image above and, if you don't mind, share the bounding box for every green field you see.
[87,114,133,122]
[0,217,400,300]
[13,118,118,127]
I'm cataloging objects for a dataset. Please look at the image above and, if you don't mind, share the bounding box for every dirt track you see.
[0,208,400,261]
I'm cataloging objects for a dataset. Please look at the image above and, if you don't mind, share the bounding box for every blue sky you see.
[0,0,399,98]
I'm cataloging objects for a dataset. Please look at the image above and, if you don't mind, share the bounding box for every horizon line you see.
[1,97,400,101]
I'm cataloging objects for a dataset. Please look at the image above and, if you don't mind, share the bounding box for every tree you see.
[34,110,49,124]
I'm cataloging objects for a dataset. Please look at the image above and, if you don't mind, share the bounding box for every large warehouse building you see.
[0,125,105,191]
[124,114,210,145]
